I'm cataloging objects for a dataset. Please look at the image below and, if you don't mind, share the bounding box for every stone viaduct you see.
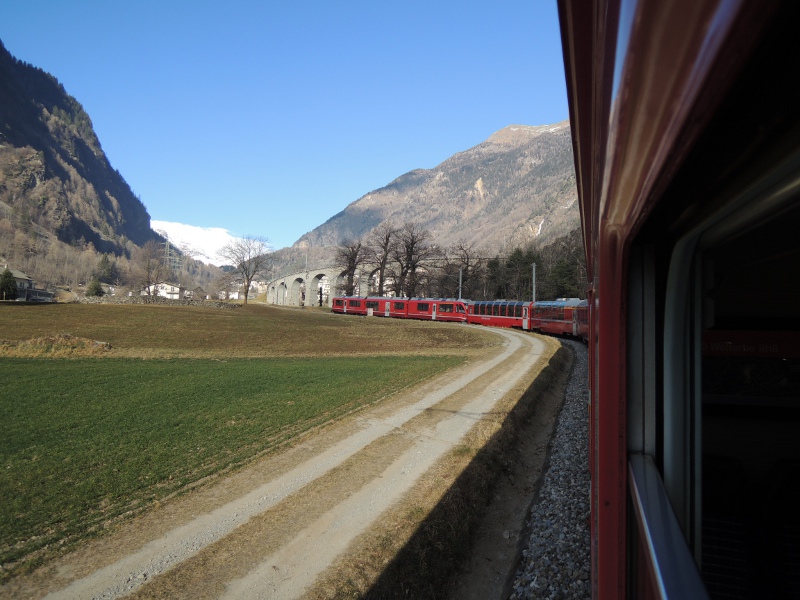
[265,266,367,308]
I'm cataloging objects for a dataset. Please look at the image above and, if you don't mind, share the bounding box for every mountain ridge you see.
[292,121,577,255]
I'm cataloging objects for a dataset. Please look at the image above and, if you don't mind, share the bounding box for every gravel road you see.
[6,326,548,600]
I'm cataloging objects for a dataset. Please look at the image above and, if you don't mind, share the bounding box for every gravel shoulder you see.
[4,326,555,600]
[509,339,590,600]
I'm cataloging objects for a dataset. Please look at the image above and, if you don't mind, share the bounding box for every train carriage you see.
[330,296,368,316]
[405,298,468,322]
[331,297,467,322]
[530,298,583,336]
[467,300,529,329]
[383,298,410,318]
[558,0,800,598]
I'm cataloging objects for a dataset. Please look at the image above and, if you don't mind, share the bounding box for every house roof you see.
[5,268,32,281]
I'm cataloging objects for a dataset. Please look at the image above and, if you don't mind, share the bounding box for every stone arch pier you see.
[265,267,367,307]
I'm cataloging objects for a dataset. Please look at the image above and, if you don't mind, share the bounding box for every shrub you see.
[85,278,105,297]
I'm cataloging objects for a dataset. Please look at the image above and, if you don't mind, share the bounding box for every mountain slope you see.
[294,122,577,253]
[0,40,156,254]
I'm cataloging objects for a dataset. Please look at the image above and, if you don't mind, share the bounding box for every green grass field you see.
[0,302,494,579]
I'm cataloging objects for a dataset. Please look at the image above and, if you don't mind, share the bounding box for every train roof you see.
[469,299,528,304]
[534,298,583,307]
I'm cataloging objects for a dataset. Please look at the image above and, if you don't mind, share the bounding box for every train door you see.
[523,306,529,330]
[385,302,390,317]
[432,303,438,321]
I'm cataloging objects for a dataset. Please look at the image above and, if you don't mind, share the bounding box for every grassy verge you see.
[0,355,461,580]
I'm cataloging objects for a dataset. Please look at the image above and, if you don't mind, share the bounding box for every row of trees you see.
[335,222,586,301]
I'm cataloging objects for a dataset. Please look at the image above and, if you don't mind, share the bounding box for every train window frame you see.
[627,146,800,592]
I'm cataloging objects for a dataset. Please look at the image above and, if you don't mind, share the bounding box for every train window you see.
[350,300,361,308]
[516,305,523,318]
[393,302,405,310]
[696,201,800,597]
[457,304,465,314]
[365,301,379,309]
[417,303,429,312]
[492,304,499,316]
[629,161,800,600]
[439,304,453,313]
[334,299,343,307]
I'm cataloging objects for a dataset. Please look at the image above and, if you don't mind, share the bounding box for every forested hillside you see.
[0,40,228,294]
[0,39,155,254]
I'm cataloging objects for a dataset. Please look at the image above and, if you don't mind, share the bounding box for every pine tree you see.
[97,254,113,282]
[85,278,105,297]
[0,269,18,300]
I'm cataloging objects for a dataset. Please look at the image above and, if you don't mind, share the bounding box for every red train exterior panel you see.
[559,0,796,598]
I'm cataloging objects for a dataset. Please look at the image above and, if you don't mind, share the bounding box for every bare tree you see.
[335,239,368,296]
[365,222,397,297]
[218,235,271,304]
[435,240,484,299]
[391,223,439,298]
[131,240,171,300]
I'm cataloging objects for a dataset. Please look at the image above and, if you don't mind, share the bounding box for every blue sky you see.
[0,1,568,250]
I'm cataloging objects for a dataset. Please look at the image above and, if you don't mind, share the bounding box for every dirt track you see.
[5,326,550,600]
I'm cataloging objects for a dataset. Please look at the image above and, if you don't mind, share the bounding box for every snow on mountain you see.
[150,220,245,266]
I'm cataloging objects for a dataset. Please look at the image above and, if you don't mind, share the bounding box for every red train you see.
[331,297,468,322]
[559,0,800,598]
[331,295,590,340]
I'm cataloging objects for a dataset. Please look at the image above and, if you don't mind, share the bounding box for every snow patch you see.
[150,220,261,266]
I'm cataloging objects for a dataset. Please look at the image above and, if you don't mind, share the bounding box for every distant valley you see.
[1,38,580,294]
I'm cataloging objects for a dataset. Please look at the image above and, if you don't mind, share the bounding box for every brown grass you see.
[0,333,112,357]
[0,302,498,359]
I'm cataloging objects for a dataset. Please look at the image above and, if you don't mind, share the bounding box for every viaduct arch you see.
[265,267,368,307]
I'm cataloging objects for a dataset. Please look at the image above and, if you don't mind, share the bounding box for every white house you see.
[140,282,184,300]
